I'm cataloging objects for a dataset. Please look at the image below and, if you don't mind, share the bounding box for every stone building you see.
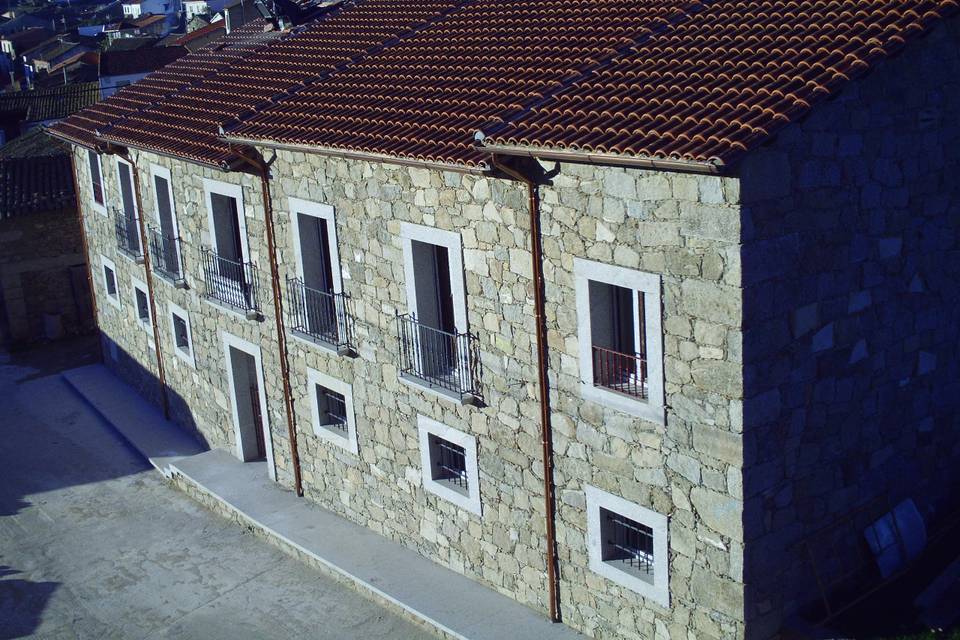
[48,1,960,639]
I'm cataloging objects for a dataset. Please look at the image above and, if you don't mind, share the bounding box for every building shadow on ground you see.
[0,566,59,640]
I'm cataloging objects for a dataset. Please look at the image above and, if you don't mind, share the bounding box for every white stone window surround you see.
[417,415,481,516]
[203,178,250,262]
[149,163,184,278]
[573,257,665,424]
[100,254,121,309]
[585,484,669,607]
[287,197,349,352]
[88,150,107,216]
[221,330,276,481]
[167,300,196,369]
[306,367,358,455]
[130,274,152,332]
[400,222,468,334]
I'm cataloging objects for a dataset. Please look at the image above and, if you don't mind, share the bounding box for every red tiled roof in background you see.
[47,20,282,149]
[227,0,959,170]
[483,0,960,167]
[94,0,469,167]
[174,21,226,48]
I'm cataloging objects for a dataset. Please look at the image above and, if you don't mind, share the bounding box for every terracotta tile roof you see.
[174,21,225,47]
[225,0,700,169]
[46,20,283,149]
[48,0,960,172]
[483,0,960,167]
[227,0,959,170]
[87,0,468,167]
[0,82,101,123]
[0,128,74,217]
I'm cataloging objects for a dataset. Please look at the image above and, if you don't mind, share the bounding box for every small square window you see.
[417,416,480,515]
[586,485,669,607]
[101,255,121,309]
[173,315,189,350]
[307,368,358,455]
[135,289,149,321]
[428,435,468,497]
[314,384,347,435]
[168,301,195,368]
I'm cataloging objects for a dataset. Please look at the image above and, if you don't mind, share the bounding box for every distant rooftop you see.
[0,82,101,123]
[0,128,74,218]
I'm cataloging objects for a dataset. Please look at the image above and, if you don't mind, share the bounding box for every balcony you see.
[286,276,354,354]
[148,226,185,286]
[396,313,480,403]
[201,247,260,317]
[591,345,647,400]
[114,209,142,261]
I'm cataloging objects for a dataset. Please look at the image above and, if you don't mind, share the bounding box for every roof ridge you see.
[478,0,717,147]
[218,0,479,139]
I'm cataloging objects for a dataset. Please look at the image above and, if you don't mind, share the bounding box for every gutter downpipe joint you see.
[489,153,561,624]
[230,143,304,498]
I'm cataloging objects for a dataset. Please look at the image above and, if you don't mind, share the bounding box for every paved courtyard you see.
[0,339,433,640]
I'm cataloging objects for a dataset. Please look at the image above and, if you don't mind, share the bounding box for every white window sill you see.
[580,383,665,425]
[173,346,196,369]
[104,295,121,310]
[312,422,357,455]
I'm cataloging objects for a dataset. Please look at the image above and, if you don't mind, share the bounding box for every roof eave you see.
[96,131,240,171]
[43,125,98,151]
[219,134,491,175]
[480,142,726,176]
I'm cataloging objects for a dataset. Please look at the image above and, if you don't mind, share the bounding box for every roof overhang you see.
[479,142,726,175]
[219,134,491,175]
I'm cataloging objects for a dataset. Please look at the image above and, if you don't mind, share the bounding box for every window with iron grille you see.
[307,368,358,454]
[101,256,120,309]
[429,435,468,497]
[314,384,347,435]
[585,485,669,606]
[168,301,195,368]
[417,416,480,515]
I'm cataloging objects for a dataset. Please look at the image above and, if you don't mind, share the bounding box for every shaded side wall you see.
[739,17,960,638]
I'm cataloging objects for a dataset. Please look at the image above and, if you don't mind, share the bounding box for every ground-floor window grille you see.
[315,385,347,434]
[431,435,468,495]
[601,508,655,582]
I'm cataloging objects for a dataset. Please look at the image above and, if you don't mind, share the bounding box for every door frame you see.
[288,197,344,294]
[203,178,250,262]
[149,163,183,273]
[222,330,276,480]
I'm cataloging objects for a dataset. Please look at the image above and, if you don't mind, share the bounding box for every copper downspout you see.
[126,152,171,420]
[230,144,304,497]
[489,154,560,623]
[67,150,100,340]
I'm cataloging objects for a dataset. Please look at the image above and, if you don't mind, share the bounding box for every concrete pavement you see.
[0,340,434,640]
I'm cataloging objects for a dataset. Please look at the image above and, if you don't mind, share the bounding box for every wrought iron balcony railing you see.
[201,247,260,315]
[148,226,184,285]
[591,345,648,399]
[396,313,480,403]
[286,276,353,353]
[114,209,142,259]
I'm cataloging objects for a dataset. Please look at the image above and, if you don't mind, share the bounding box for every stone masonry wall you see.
[737,17,960,638]
[74,137,750,640]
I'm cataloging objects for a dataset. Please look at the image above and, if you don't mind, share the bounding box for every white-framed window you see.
[585,485,669,607]
[574,258,664,424]
[306,367,358,455]
[87,149,106,215]
[131,275,151,331]
[399,223,470,399]
[288,197,347,349]
[100,255,121,309]
[149,164,184,281]
[115,156,142,258]
[168,301,196,368]
[417,415,481,515]
[203,179,252,306]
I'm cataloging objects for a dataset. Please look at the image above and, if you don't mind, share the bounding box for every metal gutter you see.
[488,154,561,624]
[229,143,304,498]
[480,142,725,175]
[219,135,491,175]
